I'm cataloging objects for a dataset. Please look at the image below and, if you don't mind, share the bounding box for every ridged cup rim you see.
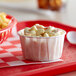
[18,29,66,39]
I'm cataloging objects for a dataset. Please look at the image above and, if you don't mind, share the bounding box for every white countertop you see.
[0,0,76,27]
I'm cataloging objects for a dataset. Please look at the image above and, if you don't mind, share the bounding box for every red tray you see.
[0,20,76,76]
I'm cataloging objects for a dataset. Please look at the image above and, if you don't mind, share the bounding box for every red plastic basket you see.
[0,15,17,43]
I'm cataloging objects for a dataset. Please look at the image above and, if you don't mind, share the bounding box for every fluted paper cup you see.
[18,29,66,61]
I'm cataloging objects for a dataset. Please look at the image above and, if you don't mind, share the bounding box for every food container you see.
[18,28,66,61]
[0,15,17,43]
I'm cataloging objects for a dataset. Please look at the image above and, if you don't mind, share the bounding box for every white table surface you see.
[0,0,76,27]
[0,0,76,76]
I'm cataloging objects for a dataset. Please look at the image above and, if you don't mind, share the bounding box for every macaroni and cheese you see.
[24,24,64,37]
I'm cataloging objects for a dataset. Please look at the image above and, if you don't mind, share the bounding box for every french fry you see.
[0,12,10,29]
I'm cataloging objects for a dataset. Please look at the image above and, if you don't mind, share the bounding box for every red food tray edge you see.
[15,62,76,76]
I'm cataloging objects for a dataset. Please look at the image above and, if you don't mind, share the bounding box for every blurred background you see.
[0,0,76,27]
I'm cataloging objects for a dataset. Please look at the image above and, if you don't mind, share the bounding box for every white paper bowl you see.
[18,29,66,61]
